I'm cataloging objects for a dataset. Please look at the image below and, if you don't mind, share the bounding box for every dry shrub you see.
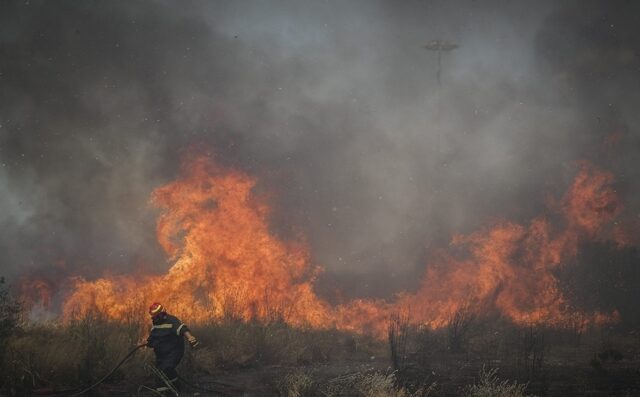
[518,326,546,379]
[1,313,150,395]
[0,277,20,339]
[462,367,534,397]
[1,310,389,395]
[277,369,315,397]
[388,313,410,370]
[414,326,447,366]
[353,372,407,397]
[191,320,356,369]
[0,277,21,394]
[179,343,218,376]
[195,319,259,367]
[321,371,436,397]
[447,300,476,353]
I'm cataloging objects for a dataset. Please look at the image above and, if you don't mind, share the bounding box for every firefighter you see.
[146,302,199,393]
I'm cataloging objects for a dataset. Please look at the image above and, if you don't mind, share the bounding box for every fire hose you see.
[34,343,248,396]
[177,375,247,396]
[69,343,148,396]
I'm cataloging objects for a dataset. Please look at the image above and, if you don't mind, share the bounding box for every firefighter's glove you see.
[187,335,200,349]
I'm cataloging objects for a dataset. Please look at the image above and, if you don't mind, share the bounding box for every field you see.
[1,310,640,397]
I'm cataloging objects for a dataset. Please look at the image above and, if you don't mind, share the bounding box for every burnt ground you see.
[192,332,640,397]
[50,348,640,397]
[161,359,640,397]
[179,358,640,397]
[24,325,640,397]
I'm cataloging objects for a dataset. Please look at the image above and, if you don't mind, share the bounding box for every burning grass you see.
[22,156,625,340]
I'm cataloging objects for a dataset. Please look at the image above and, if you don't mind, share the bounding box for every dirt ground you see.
[13,320,640,397]
[46,352,640,397]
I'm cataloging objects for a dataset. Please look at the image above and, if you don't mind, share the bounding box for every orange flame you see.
[20,279,55,310]
[46,157,622,336]
[386,164,621,332]
[63,156,331,327]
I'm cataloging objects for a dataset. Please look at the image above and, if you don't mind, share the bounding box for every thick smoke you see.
[1,1,638,300]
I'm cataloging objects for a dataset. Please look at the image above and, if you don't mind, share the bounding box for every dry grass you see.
[190,319,382,368]
[0,309,561,396]
[277,369,315,397]
[462,367,534,397]
[1,313,152,395]
[0,314,386,396]
[278,370,437,397]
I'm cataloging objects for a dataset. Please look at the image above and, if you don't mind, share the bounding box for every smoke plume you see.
[1,1,639,305]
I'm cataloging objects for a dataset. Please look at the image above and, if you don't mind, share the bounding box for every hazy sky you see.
[1,0,639,298]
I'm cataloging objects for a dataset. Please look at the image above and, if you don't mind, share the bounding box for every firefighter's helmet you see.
[148,302,166,317]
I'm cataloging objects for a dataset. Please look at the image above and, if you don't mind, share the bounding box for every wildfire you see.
[390,164,621,331]
[348,163,623,334]
[28,156,623,336]
[63,156,332,327]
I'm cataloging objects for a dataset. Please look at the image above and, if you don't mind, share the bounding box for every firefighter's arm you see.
[174,317,199,348]
[145,334,155,348]
[184,330,199,348]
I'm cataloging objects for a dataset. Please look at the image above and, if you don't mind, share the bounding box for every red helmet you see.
[149,302,166,317]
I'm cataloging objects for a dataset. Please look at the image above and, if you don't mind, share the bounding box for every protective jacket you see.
[146,314,190,383]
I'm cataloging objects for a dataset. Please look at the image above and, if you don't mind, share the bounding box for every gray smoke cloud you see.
[1,0,639,299]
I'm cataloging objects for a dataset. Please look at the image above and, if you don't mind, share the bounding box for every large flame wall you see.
[59,156,622,336]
